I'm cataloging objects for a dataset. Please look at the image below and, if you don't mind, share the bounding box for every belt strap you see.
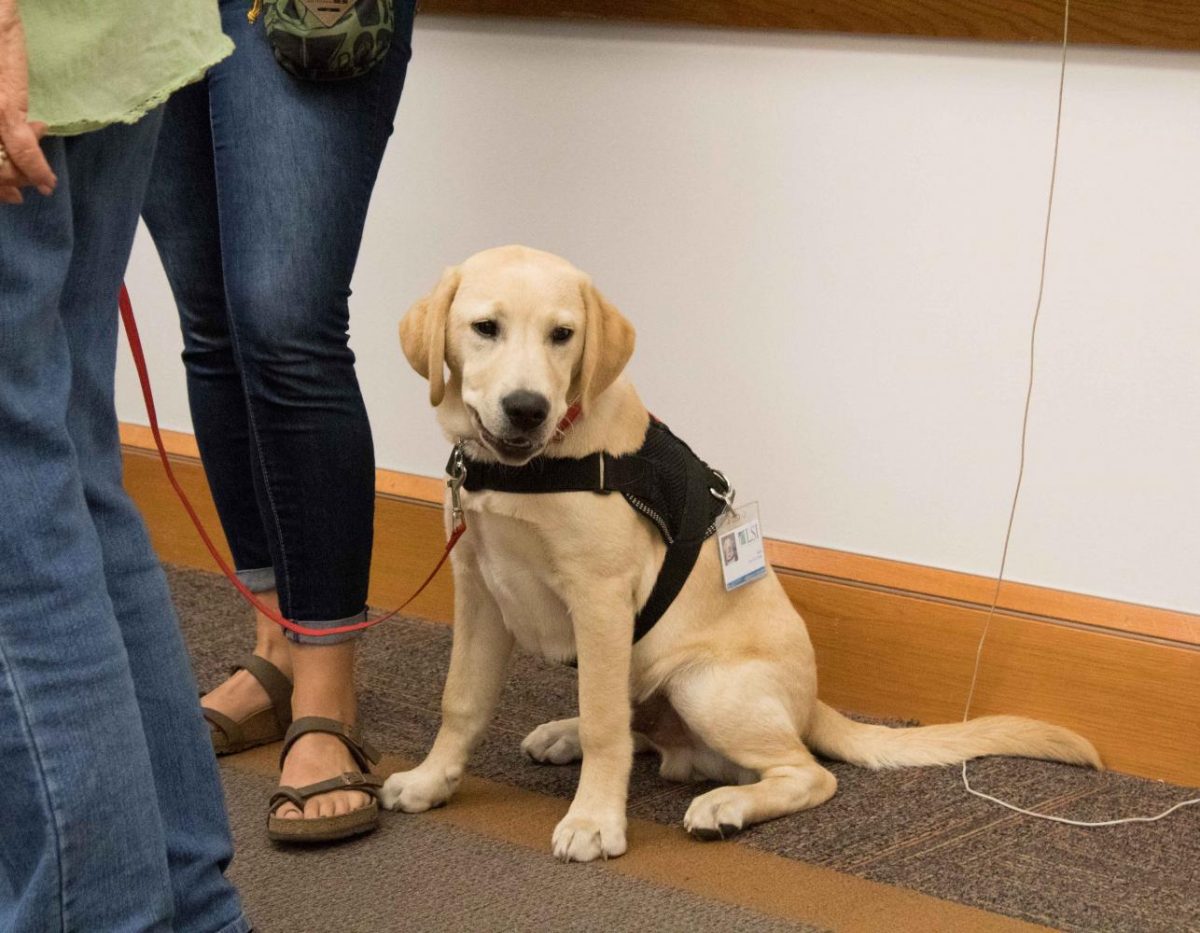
[455,448,658,498]
[451,420,728,643]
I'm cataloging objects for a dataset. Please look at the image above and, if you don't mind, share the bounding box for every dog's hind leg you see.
[522,717,653,766]
[522,717,584,765]
[669,662,837,839]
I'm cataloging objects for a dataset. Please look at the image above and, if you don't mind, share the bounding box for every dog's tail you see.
[804,701,1101,770]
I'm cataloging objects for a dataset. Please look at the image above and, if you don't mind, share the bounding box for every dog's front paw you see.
[683,786,749,840]
[380,765,461,813]
[551,810,627,862]
[521,718,582,765]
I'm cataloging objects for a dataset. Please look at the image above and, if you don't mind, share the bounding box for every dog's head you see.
[400,245,635,465]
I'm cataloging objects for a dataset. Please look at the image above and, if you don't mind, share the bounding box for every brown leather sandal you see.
[202,655,293,756]
[267,716,383,844]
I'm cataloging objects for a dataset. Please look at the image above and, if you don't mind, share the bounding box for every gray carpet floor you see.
[170,565,1200,933]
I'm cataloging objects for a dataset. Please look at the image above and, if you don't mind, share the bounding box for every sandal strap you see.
[202,706,242,743]
[268,771,383,814]
[279,716,380,772]
[233,655,294,729]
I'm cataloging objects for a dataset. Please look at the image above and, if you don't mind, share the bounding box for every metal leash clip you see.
[447,442,468,531]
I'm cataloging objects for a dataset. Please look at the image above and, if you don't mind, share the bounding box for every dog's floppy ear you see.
[399,266,460,406]
[577,278,636,412]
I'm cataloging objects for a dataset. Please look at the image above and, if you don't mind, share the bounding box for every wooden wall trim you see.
[119,422,1200,647]
[122,442,1200,785]
[118,423,445,502]
[768,540,1199,647]
[784,570,1200,787]
[121,424,201,459]
[418,1,1200,52]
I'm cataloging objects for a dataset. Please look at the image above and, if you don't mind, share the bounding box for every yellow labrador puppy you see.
[382,245,1100,862]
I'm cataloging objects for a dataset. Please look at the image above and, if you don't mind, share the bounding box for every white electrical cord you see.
[959,0,1200,827]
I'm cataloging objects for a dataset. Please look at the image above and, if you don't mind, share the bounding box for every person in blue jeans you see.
[0,0,248,929]
[142,0,417,842]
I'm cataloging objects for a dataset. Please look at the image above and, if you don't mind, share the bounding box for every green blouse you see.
[23,0,233,136]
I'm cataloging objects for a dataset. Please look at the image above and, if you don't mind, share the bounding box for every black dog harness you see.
[448,418,731,642]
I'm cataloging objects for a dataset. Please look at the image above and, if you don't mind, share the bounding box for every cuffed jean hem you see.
[214,911,253,933]
[283,609,368,645]
[235,566,276,593]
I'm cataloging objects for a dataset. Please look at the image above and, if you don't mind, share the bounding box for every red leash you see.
[118,283,465,638]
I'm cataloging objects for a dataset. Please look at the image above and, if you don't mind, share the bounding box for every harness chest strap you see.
[450,418,730,642]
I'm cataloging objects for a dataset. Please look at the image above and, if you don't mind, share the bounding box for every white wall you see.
[117,17,1200,615]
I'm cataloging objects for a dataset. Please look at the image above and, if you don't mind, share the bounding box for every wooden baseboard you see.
[120,433,1200,787]
[418,1,1200,53]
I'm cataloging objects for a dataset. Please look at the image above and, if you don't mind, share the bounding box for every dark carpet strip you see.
[168,565,1200,933]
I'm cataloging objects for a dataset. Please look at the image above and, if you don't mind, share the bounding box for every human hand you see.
[0,3,57,204]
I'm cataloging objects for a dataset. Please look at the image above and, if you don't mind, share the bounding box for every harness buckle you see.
[447,443,468,530]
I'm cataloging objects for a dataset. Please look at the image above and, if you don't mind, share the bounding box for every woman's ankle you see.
[252,636,293,678]
[250,590,293,677]
[289,640,358,724]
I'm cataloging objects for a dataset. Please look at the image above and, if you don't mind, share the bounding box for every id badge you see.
[716,502,767,591]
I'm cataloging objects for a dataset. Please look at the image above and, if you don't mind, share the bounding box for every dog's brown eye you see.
[550,326,574,345]
[472,320,499,339]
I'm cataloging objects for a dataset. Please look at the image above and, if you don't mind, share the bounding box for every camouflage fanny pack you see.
[250,0,394,81]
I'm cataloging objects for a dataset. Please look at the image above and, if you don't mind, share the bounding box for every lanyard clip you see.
[447,443,468,532]
[709,469,735,520]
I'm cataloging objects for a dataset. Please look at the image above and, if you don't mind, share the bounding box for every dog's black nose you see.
[502,390,550,431]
